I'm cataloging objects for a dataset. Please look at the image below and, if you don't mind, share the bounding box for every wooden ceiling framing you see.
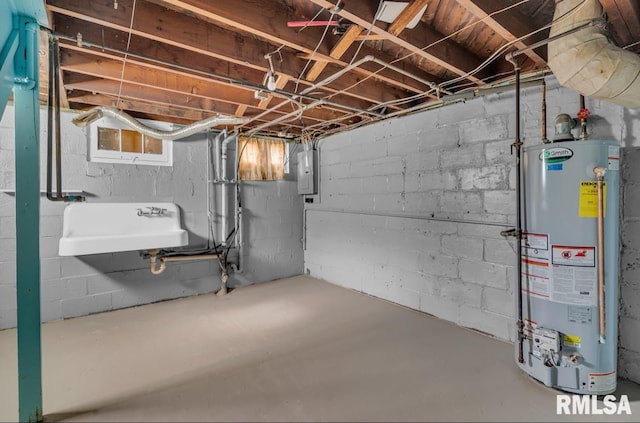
[42,0,640,139]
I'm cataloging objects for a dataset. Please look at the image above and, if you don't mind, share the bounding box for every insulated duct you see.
[548,0,640,108]
[72,106,249,140]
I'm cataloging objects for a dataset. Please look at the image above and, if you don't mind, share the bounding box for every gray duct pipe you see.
[72,106,249,140]
[548,0,640,108]
[220,133,237,246]
[213,130,225,182]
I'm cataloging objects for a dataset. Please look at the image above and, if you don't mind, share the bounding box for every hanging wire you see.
[115,0,138,107]
[396,0,534,67]
[345,0,381,66]
[438,0,592,88]
[320,0,534,100]
[295,6,327,33]
[319,0,590,104]
[624,39,640,50]
[294,0,343,93]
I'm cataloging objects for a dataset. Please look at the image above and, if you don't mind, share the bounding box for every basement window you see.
[238,136,289,181]
[88,116,173,166]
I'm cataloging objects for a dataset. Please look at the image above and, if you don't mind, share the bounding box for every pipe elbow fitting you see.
[149,252,167,275]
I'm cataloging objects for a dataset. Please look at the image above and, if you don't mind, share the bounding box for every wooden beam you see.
[47,6,416,107]
[59,49,345,124]
[305,0,490,83]
[68,92,226,121]
[63,75,320,128]
[235,104,248,117]
[147,0,442,91]
[354,34,387,41]
[600,0,640,49]
[305,24,363,82]
[58,48,258,108]
[388,0,429,36]
[456,0,546,66]
[61,34,390,117]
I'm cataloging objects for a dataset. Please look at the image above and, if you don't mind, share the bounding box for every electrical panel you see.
[297,149,317,195]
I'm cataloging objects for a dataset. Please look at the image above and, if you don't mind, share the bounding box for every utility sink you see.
[58,202,189,256]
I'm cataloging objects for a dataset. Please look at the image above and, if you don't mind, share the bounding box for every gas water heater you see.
[518,138,620,394]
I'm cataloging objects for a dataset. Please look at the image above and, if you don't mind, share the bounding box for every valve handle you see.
[577,108,590,120]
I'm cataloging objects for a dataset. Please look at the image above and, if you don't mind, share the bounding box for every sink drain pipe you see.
[148,249,222,275]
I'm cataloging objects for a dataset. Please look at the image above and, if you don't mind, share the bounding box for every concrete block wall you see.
[239,178,304,283]
[304,76,640,384]
[0,105,303,329]
[621,145,640,383]
[230,140,305,284]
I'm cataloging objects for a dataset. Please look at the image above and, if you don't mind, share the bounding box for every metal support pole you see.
[14,16,43,423]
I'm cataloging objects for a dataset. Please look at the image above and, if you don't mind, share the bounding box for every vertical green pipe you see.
[14,16,43,423]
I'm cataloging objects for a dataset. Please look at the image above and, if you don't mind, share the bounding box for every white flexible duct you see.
[548,0,640,108]
[72,106,249,140]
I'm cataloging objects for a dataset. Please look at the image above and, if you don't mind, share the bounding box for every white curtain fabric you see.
[238,136,285,181]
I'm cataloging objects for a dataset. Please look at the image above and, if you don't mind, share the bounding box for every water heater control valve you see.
[532,327,560,356]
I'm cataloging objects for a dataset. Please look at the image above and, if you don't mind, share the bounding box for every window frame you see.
[88,116,173,166]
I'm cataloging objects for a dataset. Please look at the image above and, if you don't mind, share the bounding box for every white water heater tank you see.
[518,139,620,394]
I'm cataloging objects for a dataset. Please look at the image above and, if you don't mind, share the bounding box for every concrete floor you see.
[0,275,638,422]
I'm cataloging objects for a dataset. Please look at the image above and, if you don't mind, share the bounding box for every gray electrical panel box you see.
[297,149,317,195]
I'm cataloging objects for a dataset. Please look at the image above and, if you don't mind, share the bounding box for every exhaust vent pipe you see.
[548,0,640,109]
[72,106,249,140]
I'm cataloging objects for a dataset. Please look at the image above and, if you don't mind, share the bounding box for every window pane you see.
[144,136,163,155]
[121,129,142,153]
[238,137,285,181]
[97,127,119,151]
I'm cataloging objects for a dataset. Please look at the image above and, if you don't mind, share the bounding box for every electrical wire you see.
[345,0,381,66]
[438,0,592,89]
[624,39,640,50]
[318,0,534,101]
[115,0,137,107]
[317,0,590,112]
[398,0,533,67]
[295,6,328,33]
[310,2,578,135]
[294,0,343,93]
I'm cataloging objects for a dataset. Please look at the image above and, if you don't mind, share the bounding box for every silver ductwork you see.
[72,106,249,140]
[547,0,640,109]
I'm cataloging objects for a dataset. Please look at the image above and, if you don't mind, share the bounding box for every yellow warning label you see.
[563,334,582,348]
[579,181,606,218]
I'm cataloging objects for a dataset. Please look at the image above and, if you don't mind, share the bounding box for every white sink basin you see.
[59,202,189,256]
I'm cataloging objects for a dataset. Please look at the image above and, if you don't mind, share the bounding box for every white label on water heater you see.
[550,246,597,306]
[608,145,620,171]
[552,246,595,267]
[589,370,616,392]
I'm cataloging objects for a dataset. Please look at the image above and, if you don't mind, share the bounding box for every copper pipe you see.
[594,166,606,344]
